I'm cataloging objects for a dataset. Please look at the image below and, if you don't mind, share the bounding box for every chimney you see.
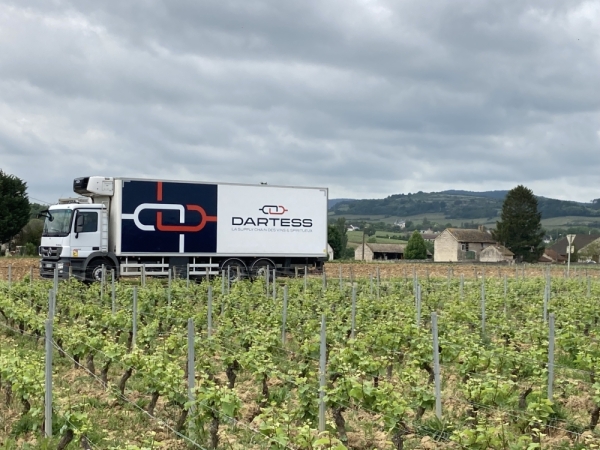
[478,225,486,232]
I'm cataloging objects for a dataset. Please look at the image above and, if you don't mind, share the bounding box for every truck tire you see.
[249,258,275,281]
[221,259,248,282]
[86,259,114,283]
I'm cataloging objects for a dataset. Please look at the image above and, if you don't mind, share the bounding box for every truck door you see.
[71,209,101,258]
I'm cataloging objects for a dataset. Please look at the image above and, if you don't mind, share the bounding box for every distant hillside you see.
[440,190,509,200]
[330,191,600,221]
[328,198,356,209]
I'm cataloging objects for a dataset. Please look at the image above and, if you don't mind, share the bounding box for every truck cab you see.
[39,179,113,281]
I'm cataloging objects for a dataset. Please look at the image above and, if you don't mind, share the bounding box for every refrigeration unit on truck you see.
[39,176,329,282]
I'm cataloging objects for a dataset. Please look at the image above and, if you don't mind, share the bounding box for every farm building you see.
[549,235,600,262]
[434,228,496,262]
[539,249,566,264]
[355,243,405,261]
[479,244,514,263]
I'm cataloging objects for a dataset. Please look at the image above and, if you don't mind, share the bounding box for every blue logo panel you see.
[121,180,218,253]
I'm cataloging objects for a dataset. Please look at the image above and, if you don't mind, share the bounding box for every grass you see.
[347,230,408,245]
[540,216,600,227]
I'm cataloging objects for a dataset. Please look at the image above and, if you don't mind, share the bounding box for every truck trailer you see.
[39,176,328,282]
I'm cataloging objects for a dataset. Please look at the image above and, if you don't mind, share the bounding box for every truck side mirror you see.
[75,214,84,237]
[38,209,53,221]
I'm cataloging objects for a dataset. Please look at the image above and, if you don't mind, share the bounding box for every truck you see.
[39,176,329,282]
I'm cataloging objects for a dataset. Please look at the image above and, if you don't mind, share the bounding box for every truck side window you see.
[79,211,98,233]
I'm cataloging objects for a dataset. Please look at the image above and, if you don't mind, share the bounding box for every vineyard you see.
[2,268,600,449]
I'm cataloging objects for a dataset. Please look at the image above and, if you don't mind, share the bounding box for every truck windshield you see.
[42,209,73,237]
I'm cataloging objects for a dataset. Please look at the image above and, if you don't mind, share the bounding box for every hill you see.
[440,190,509,200]
[328,198,355,209]
[329,191,600,228]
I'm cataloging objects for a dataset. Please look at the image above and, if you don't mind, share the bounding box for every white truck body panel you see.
[111,178,328,258]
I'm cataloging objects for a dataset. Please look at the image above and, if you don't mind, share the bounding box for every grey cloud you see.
[1,0,599,205]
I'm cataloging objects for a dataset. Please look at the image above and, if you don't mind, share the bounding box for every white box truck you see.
[39,176,328,281]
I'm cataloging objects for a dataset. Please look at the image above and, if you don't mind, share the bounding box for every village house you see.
[355,243,405,261]
[479,244,514,263]
[538,249,566,264]
[434,228,496,262]
[549,235,600,262]
[355,243,432,261]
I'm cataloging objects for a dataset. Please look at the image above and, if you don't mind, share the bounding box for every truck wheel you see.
[250,258,275,281]
[221,259,248,282]
[86,260,113,283]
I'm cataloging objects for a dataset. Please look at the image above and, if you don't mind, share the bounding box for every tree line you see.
[0,170,45,256]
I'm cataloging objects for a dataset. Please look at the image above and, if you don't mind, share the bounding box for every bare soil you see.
[0,257,40,281]
[1,257,592,282]
[325,262,585,280]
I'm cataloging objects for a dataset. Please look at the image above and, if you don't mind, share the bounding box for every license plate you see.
[44,264,53,268]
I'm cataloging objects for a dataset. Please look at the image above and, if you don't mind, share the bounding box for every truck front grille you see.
[40,246,60,258]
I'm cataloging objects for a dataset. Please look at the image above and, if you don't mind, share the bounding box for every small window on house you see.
[481,243,484,248]
[461,244,466,251]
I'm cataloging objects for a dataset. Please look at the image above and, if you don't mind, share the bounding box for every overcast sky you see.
[1,0,599,204]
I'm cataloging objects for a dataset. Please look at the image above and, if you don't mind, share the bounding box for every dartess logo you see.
[259,205,288,215]
[122,182,217,252]
[232,203,312,228]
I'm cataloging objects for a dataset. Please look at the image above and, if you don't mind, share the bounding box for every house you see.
[579,237,600,262]
[480,245,514,263]
[355,243,406,261]
[434,228,496,262]
[347,225,360,232]
[421,233,439,242]
[539,249,566,264]
[549,235,600,262]
[355,243,432,261]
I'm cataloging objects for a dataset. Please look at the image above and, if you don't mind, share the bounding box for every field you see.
[347,231,408,246]
[3,258,600,283]
[329,212,599,230]
[2,262,600,449]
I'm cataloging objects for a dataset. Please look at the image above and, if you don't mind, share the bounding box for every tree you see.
[328,225,343,260]
[29,202,48,219]
[15,218,44,249]
[364,224,376,236]
[424,240,434,257]
[405,231,427,260]
[328,217,350,260]
[0,170,30,245]
[493,185,544,263]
